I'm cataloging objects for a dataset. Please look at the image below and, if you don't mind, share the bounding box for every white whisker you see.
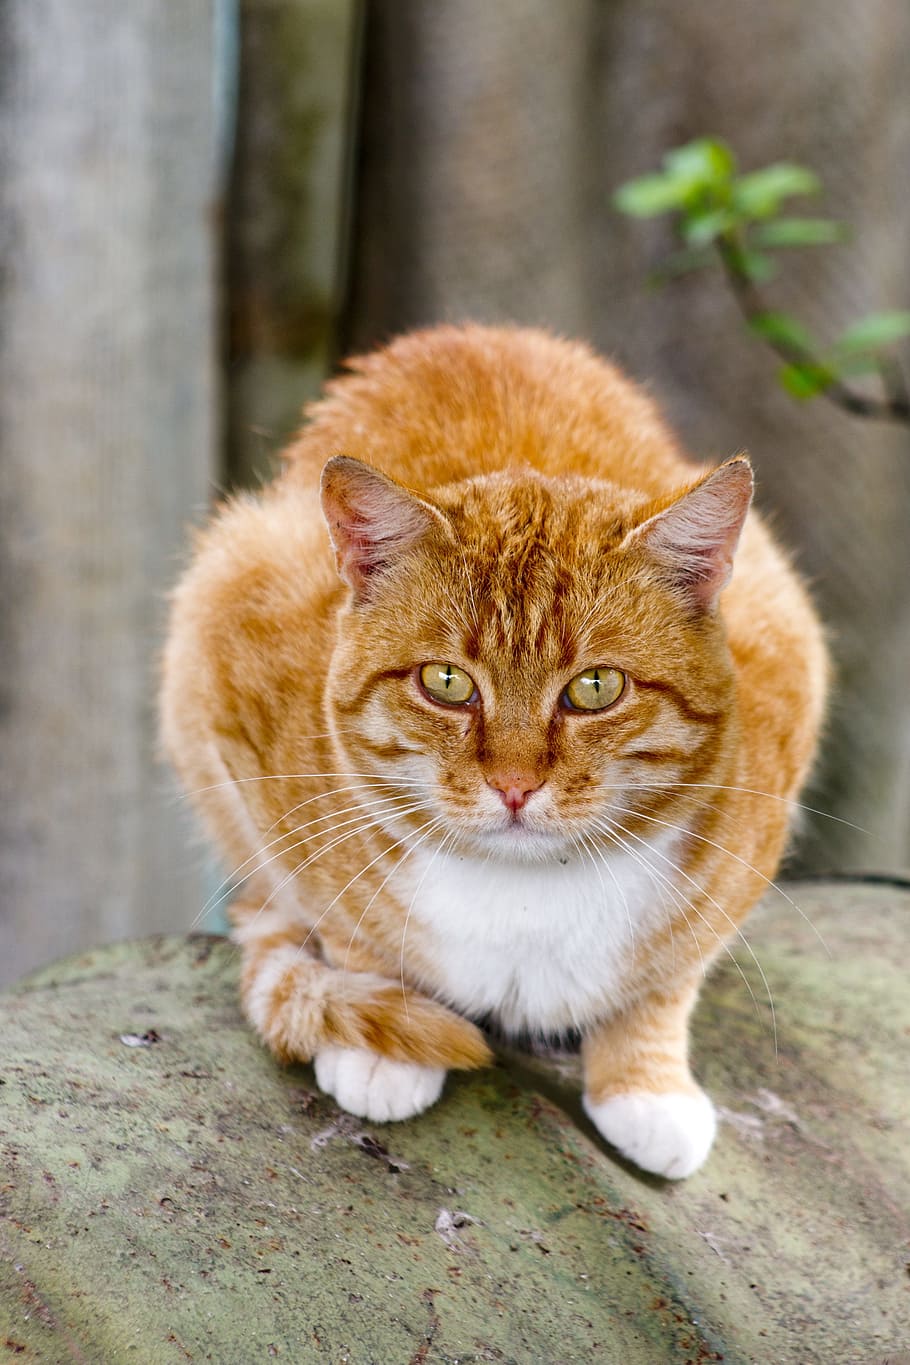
[574,829,636,965]
[595,815,778,1054]
[608,782,871,837]
[193,789,430,928]
[398,828,459,1022]
[341,817,449,994]
[236,799,435,945]
[590,817,702,982]
[601,798,830,958]
[180,771,437,800]
[298,814,443,968]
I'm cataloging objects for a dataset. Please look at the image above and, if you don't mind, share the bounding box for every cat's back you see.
[281,324,692,496]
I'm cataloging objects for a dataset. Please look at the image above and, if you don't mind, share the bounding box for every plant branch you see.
[716,237,910,425]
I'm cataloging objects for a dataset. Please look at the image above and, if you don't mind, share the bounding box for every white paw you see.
[313,1045,446,1122]
[583,1089,717,1179]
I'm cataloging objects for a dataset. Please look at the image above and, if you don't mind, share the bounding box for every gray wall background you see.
[1,0,907,985]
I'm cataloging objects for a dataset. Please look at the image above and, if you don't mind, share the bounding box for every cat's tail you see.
[233,914,492,1071]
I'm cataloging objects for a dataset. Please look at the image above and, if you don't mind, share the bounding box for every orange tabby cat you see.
[160,324,827,1178]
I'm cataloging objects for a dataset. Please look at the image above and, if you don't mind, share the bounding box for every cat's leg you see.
[581,983,715,1179]
[230,891,491,1122]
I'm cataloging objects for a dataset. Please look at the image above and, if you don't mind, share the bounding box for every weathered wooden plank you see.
[1,881,907,1361]
[0,2,221,983]
[226,0,362,487]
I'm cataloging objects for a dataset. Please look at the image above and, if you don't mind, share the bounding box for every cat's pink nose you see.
[486,773,542,813]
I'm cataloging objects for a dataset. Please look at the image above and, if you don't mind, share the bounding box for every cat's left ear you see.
[625,455,754,612]
[320,455,450,603]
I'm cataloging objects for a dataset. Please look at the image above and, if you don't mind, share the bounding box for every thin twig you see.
[716,237,910,425]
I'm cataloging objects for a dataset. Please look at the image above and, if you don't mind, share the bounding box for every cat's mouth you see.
[466,811,572,861]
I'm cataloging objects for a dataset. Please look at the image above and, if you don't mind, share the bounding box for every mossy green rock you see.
[1,881,908,1362]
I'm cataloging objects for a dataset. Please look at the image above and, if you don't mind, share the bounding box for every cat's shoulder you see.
[167,484,338,672]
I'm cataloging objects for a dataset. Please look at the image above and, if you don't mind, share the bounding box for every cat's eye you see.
[563,667,625,712]
[419,662,477,706]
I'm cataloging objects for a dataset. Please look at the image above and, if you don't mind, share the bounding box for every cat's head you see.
[320,454,752,860]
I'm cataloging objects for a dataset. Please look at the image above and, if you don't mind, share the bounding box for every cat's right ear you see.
[320,455,448,603]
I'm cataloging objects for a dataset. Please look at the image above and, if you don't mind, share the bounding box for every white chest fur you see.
[399,832,682,1034]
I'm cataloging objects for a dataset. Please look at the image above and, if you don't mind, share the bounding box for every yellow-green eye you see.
[420,662,477,706]
[563,667,625,712]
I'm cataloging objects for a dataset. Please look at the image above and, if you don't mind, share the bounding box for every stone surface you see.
[1,880,908,1362]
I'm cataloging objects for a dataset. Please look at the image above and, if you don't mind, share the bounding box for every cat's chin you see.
[460,824,576,864]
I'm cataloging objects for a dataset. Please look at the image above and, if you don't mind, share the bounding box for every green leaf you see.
[778,362,833,399]
[751,217,847,248]
[663,138,736,188]
[733,163,820,217]
[736,250,776,284]
[680,208,736,246]
[748,311,815,354]
[828,352,887,378]
[613,173,695,217]
[834,311,910,355]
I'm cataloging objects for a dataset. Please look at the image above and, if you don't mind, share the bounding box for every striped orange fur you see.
[160,324,828,1176]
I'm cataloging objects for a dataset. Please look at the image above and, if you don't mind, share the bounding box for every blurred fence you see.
[0,2,221,984]
[1,0,908,984]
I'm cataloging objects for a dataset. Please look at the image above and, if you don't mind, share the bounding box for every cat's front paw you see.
[583,1089,716,1179]
[313,1045,446,1122]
